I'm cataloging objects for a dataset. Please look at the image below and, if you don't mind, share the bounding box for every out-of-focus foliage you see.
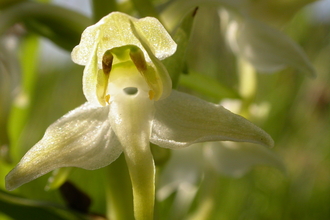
[1,0,330,219]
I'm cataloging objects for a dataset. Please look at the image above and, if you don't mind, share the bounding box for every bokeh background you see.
[1,0,330,219]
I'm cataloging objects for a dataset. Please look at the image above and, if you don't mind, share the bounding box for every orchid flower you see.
[220,9,316,76]
[161,0,316,76]
[157,141,284,219]
[6,12,274,220]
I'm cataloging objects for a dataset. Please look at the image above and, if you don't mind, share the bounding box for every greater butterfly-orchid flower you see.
[6,12,274,220]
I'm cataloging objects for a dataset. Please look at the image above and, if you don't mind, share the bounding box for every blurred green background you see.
[1,0,330,219]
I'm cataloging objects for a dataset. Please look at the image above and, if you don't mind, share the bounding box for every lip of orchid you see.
[107,61,151,102]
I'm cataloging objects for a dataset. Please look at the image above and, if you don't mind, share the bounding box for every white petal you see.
[6,102,122,191]
[225,14,316,76]
[71,12,176,67]
[157,145,204,201]
[151,90,274,149]
[205,141,286,177]
[128,23,172,100]
[82,38,102,106]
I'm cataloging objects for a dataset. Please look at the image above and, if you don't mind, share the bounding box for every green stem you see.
[106,154,134,220]
[0,1,90,36]
[91,0,118,23]
[8,34,39,160]
[238,57,257,118]
[187,166,219,220]
[124,144,155,220]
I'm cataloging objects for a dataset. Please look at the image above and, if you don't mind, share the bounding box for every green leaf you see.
[8,34,39,160]
[0,1,91,51]
[0,0,24,9]
[0,190,89,220]
[163,8,198,88]
[0,40,20,159]
[179,71,240,100]
[105,155,134,220]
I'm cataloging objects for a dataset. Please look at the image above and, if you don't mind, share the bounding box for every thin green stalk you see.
[8,34,39,160]
[187,166,219,220]
[0,1,90,36]
[106,154,134,220]
[238,58,257,118]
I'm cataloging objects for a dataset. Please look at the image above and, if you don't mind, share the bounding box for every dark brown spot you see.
[129,48,147,72]
[102,50,113,75]
[59,181,91,214]
[192,7,199,17]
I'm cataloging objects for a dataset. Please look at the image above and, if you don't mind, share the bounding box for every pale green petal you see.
[157,146,204,201]
[5,102,122,191]
[129,22,172,100]
[151,90,274,149]
[72,12,176,101]
[225,13,316,76]
[157,148,203,219]
[82,38,101,106]
[205,142,286,177]
[71,11,176,67]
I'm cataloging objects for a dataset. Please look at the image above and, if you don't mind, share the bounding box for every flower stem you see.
[106,154,134,220]
[187,165,219,220]
[238,57,257,118]
[0,1,91,38]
